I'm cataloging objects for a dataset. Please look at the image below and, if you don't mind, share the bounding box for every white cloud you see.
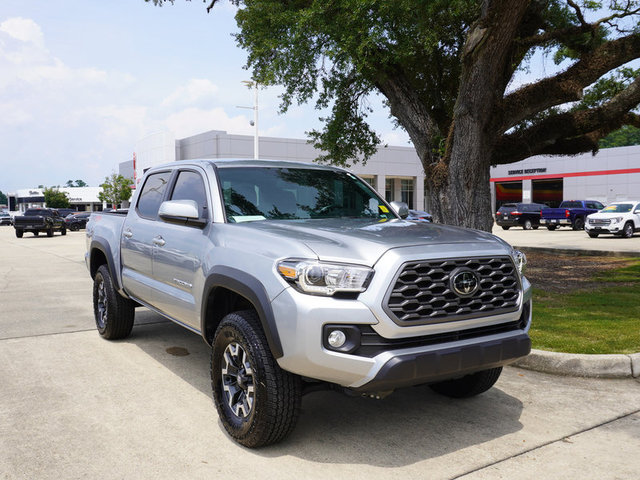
[161,78,220,108]
[0,17,44,46]
[164,107,255,138]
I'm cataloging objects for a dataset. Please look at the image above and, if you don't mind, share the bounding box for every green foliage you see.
[599,125,640,147]
[0,190,7,205]
[43,187,71,209]
[98,174,133,207]
[233,0,478,163]
[65,179,88,188]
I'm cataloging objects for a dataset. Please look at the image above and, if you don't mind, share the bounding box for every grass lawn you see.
[530,259,640,354]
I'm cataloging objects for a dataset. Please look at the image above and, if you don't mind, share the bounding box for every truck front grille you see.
[385,256,520,326]
[588,218,611,225]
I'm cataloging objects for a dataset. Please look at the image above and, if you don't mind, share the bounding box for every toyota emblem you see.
[451,270,479,297]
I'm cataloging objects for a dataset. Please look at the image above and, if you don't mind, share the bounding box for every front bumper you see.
[585,223,623,234]
[272,252,533,391]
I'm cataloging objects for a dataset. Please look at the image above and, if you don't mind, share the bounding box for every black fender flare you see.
[89,237,123,293]
[201,266,284,359]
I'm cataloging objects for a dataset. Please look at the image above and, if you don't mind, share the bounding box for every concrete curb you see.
[514,246,640,258]
[512,349,640,378]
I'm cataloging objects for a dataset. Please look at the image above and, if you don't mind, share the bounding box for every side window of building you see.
[137,171,171,219]
[170,170,208,219]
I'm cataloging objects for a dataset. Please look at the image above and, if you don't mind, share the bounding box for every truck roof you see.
[155,158,346,172]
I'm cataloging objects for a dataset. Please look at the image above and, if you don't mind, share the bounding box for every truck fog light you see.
[327,330,347,348]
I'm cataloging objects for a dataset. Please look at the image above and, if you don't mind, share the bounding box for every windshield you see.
[217,167,395,222]
[601,204,633,213]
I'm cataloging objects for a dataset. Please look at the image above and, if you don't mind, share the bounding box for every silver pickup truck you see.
[85,159,531,447]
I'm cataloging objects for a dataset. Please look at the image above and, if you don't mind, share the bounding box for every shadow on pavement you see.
[127,314,524,467]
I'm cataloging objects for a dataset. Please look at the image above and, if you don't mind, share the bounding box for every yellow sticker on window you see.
[379,205,389,213]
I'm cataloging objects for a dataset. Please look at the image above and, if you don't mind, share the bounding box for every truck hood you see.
[239,218,509,266]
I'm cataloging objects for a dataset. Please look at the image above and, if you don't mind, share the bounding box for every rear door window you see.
[137,171,171,219]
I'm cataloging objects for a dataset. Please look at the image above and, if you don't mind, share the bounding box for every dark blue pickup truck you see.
[540,200,605,231]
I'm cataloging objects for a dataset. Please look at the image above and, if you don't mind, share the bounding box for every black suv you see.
[495,203,546,230]
[65,212,91,231]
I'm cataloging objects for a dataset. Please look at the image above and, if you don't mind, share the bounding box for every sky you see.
[0,0,597,194]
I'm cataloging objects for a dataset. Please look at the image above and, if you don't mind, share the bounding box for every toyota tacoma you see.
[85,159,532,447]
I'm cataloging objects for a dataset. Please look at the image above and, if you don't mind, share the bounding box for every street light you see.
[237,80,259,159]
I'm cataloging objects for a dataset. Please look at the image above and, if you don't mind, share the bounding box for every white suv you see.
[585,201,640,238]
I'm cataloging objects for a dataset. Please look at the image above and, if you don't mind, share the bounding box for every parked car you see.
[56,208,77,218]
[65,212,91,231]
[0,212,12,226]
[13,208,66,237]
[540,200,605,230]
[495,203,546,230]
[407,209,433,222]
[85,158,531,448]
[585,201,640,238]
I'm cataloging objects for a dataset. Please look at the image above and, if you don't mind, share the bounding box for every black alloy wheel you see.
[211,310,301,448]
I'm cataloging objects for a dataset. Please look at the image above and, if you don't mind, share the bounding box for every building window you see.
[361,176,376,188]
[385,178,394,202]
[401,179,414,209]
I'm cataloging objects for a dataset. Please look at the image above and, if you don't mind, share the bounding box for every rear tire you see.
[523,219,532,230]
[572,218,584,231]
[211,310,302,448]
[61,226,66,236]
[501,226,510,230]
[429,367,502,398]
[93,265,135,340]
[70,224,79,231]
[15,229,23,238]
[47,228,53,237]
[546,225,557,231]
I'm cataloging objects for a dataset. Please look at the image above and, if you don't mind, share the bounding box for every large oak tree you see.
[150,0,640,230]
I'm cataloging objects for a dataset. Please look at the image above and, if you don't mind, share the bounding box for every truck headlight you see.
[277,259,373,296]
[512,250,527,276]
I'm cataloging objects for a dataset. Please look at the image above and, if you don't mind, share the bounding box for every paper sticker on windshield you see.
[379,205,389,213]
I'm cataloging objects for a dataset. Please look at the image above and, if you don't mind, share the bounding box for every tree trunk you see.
[422,0,530,232]
[425,143,494,232]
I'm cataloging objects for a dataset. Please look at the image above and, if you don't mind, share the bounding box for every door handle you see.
[153,236,166,247]
[123,229,133,239]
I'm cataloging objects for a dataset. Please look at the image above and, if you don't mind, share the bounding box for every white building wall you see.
[490,145,640,209]
[134,131,176,187]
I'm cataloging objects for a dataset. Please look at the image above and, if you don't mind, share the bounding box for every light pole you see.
[238,80,259,159]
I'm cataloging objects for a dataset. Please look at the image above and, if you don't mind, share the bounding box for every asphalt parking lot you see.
[1,225,639,480]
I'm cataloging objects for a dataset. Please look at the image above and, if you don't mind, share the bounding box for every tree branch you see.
[501,32,640,131]
[494,75,640,163]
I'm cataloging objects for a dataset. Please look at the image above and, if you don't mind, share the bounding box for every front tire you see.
[47,227,53,237]
[93,265,135,340]
[70,224,79,231]
[211,310,302,448]
[622,222,634,238]
[588,232,599,238]
[501,226,510,230]
[523,219,532,230]
[61,226,66,236]
[15,229,23,238]
[429,367,502,398]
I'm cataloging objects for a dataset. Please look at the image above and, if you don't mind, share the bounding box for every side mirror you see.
[390,201,409,219]
[158,200,207,227]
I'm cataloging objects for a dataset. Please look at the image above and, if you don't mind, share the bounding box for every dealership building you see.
[129,130,640,213]
[490,145,640,209]
[6,187,105,213]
